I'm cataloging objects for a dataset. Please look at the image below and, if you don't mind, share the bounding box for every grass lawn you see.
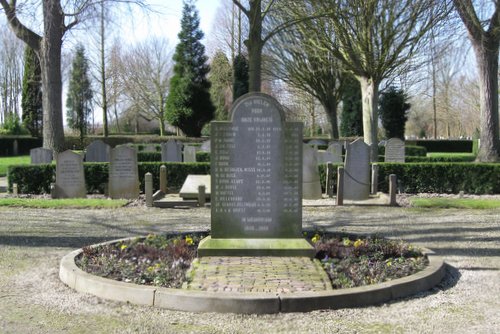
[0,198,128,209]
[410,197,500,209]
[0,155,30,176]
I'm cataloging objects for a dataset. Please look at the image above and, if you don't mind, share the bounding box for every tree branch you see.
[232,0,249,16]
[0,0,42,51]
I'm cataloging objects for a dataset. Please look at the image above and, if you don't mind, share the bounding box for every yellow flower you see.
[147,266,155,272]
[353,239,363,248]
[185,236,194,245]
[343,238,352,247]
[311,234,321,244]
[120,244,128,251]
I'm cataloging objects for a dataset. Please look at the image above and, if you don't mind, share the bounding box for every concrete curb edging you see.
[59,237,446,314]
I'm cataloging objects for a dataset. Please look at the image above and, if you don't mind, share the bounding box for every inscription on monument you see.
[55,150,86,198]
[211,94,302,238]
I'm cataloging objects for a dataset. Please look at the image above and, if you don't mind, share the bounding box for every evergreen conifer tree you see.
[209,51,232,121]
[21,46,43,137]
[379,87,410,139]
[66,45,93,143]
[340,75,363,137]
[166,0,214,137]
[233,54,249,100]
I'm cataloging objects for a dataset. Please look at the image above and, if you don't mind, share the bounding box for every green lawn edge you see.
[0,198,128,209]
[410,197,500,209]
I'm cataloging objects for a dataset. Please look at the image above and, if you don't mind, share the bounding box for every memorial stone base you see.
[197,236,315,257]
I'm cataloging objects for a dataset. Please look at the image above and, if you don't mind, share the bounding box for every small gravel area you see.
[0,199,499,333]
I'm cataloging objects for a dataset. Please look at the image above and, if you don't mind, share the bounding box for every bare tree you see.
[0,0,147,151]
[119,37,173,136]
[453,0,500,161]
[267,14,346,139]
[0,28,24,124]
[300,0,451,161]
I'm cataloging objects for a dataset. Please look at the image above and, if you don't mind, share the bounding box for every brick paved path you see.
[185,256,332,293]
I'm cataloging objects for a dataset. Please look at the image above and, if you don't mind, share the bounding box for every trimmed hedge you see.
[405,155,476,163]
[8,162,210,194]
[196,152,210,162]
[377,163,500,194]
[0,136,43,156]
[8,161,500,195]
[412,140,473,153]
[64,135,207,151]
[378,145,427,157]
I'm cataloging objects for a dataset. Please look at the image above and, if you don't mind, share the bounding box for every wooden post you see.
[337,166,344,206]
[145,172,153,207]
[371,163,379,195]
[160,165,167,194]
[326,162,334,198]
[50,183,56,199]
[389,174,397,206]
[198,185,206,207]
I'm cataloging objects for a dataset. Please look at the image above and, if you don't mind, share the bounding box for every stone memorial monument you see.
[385,138,405,163]
[302,144,323,199]
[343,138,370,200]
[161,139,183,162]
[85,140,110,162]
[55,150,86,198]
[108,146,140,199]
[30,147,52,164]
[200,140,211,152]
[183,145,197,162]
[317,141,343,164]
[198,93,313,257]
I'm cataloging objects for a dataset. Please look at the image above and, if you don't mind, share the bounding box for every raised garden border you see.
[59,236,446,314]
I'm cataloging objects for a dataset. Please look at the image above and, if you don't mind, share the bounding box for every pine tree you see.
[66,45,93,143]
[233,54,249,100]
[210,50,232,121]
[165,0,215,137]
[340,75,363,137]
[21,46,43,137]
[379,87,410,139]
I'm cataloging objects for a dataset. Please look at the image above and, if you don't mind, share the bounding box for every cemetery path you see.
[0,205,499,333]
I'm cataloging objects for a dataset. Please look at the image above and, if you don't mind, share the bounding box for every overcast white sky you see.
[122,0,221,45]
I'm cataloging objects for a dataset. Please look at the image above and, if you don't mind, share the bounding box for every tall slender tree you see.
[210,50,233,120]
[66,45,93,144]
[453,1,500,162]
[379,87,411,139]
[21,46,43,137]
[232,54,249,100]
[166,0,215,137]
[340,76,363,137]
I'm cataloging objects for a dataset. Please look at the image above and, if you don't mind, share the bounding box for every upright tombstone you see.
[302,144,323,199]
[55,150,86,198]
[200,140,211,152]
[30,147,52,164]
[183,145,197,162]
[161,139,183,162]
[108,146,140,199]
[317,141,343,164]
[198,93,313,257]
[85,139,110,162]
[385,138,405,163]
[343,139,370,200]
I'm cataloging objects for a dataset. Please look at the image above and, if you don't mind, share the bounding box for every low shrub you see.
[378,145,426,157]
[414,140,472,153]
[0,136,43,156]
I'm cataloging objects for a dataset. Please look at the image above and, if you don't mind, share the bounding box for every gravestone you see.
[198,93,313,257]
[161,139,183,162]
[30,147,52,164]
[85,140,110,162]
[55,150,86,198]
[200,140,211,152]
[108,146,140,199]
[179,175,210,199]
[317,141,343,164]
[385,138,405,163]
[183,145,197,162]
[302,144,322,199]
[343,138,370,200]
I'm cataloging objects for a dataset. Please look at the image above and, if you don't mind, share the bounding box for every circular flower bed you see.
[76,232,428,290]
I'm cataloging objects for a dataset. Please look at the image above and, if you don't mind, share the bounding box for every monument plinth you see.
[198,93,314,257]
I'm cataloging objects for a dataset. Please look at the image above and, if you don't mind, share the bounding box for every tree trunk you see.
[40,1,65,152]
[100,1,108,137]
[320,97,339,139]
[246,0,262,92]
[473,44,500,162]
[359,76,379,162]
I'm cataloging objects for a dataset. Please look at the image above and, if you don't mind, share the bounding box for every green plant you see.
[379,87,410,139]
